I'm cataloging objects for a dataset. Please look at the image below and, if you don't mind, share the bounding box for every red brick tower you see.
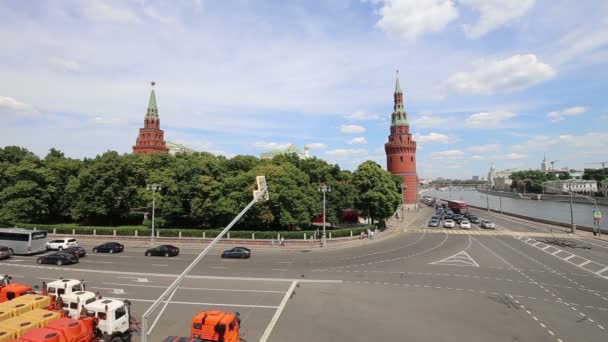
[132,82,169,154]
[384,72,418,205]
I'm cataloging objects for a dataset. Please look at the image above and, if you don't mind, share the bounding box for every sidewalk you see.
[50,208,432,252]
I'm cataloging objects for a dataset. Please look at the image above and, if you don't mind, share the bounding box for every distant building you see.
[487,162,496,188]
[261,144,309,159]
[543,180,598,194]
[166,141,196,155]
[600,179,608,197]
[132,82,169,154]
[472,176,479,181]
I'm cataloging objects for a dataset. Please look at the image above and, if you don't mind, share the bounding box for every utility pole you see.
[499,193,503,214]
[147,183,161,243]
[318,184,331,247]
[569,192,576,234]
[400,183,407,222]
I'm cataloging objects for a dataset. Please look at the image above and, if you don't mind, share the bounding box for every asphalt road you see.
[2,206,608,341]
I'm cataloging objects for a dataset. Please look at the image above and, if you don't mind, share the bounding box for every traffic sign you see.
[593,209,602,219]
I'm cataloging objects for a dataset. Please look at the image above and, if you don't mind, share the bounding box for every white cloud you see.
[558,132,608,152]
[503,153,527,160]
[465,111,516,128]
[345,111,380,121]
[411,115,450,128]
[471,155,484,160]
[512,136,557,151]
[325,149,368,159]
[467,144,500,152]
[340,124,366,134]
[254,142,292,150]
[547,106,587,122]
[306,142,327,149]
[414,132,450,144]
[460,0,535,39]
[554,27,608,66]
[349,137,368,144]
[93,116,126,125]
[431,150,464,159]
[48,57,80,72]
[369,0,459,41]
[0,96,38,116]
[444,54,556,95]
[81,0,140,23]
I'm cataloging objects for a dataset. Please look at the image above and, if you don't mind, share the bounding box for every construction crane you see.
[550,160,559,170]
[585,161,608,168]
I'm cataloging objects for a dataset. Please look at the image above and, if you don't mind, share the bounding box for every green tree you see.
[352,161,401,223]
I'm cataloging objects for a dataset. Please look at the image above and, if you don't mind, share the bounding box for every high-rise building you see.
[384,72,418,205]
[133,82,169,154]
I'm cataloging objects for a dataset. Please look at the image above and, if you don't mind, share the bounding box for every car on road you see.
[453,215,464,223]
[36,252,78,266]
[46,238,78,251]
[0,246,11,259]
[145,245,180,257]
[428,220,440,227]
[63,246,86,258]
[92,242,124,254]
[469,216,480,224]
[221,247,251,259]
[480,220,496,229]
[444,214,454,220]
[459,220,471,229]
[443,219,455,228]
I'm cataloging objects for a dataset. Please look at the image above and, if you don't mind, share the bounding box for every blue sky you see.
[1,0,607,179]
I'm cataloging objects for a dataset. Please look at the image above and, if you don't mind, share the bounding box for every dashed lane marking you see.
[109,297,279,309]
[101,282,286,293]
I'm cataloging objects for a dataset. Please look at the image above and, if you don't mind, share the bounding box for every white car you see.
[460,220,471,229]
[46,238,78,251]
[443,219,455,228]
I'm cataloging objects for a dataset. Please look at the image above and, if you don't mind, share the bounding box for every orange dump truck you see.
[11,317,97,342]
[0,283,33,303]
[164,310,244,342]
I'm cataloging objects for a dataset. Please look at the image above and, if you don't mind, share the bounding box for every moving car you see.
[46,238,78,251]
[480,220,496,229]
[459,220,471,229]
[221,247,251,259]
[428,220,440,227]
[92,242,124,253]
[0,246,10,259]
[36,252,78,266]
[145,244,180,257]
[64,246,86,258]
[443,219,455,228]
[469,216,480,224]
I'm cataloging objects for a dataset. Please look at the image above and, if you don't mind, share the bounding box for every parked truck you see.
[163,310,244,342]
[0,275,33,303]
[3,297,136,341]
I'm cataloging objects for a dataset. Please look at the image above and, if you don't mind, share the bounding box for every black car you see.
[64,246,86,258]
[221,247,251,259]
[145,245,179,257]
[36,252,78,266]
[0,246,10,260]
[92,242,124,254]
[469,216,480,224]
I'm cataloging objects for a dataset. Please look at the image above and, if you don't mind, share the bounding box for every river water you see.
[423,189,606,230]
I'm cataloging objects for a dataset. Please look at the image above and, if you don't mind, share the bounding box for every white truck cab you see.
[61,290,97,319]
[45,278,86,298]
[84,298,132,341]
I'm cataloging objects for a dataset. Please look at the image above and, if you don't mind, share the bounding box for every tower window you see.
[411,156,414,162]
[400,156,403,162]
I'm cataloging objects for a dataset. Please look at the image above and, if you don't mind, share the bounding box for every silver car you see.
[0,246,11,260]
[481,220,496,229]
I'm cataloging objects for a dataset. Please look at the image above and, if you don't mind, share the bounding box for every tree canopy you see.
[0,146,400,230]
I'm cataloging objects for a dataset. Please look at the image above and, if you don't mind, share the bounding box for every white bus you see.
[0,228,48,255]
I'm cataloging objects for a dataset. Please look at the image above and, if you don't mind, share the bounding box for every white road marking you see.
[102,282,286,293]
[108,297,279,309]
[271,269,288,271]
[117,277,150,283]
[430,250,479,267]
[151,264,168,267]
[209,266,227,269]
[89,287,125,294]
[259,280,298,342]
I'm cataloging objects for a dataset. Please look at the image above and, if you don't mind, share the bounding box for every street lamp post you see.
[147,183,161,243]
[400,183,407,222]
[318,184,331,247]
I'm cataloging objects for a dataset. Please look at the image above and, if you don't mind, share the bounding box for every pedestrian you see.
[271,238,275,247]
[281,237,285,246]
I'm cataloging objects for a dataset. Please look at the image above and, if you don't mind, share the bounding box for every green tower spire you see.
[146,81,159,119]
[391,71,408,126]
[395,70,402,93]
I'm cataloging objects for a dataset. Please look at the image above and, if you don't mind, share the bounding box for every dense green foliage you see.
[0,146,400,230]
[509,170,559,193]
[583,168,608,182]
